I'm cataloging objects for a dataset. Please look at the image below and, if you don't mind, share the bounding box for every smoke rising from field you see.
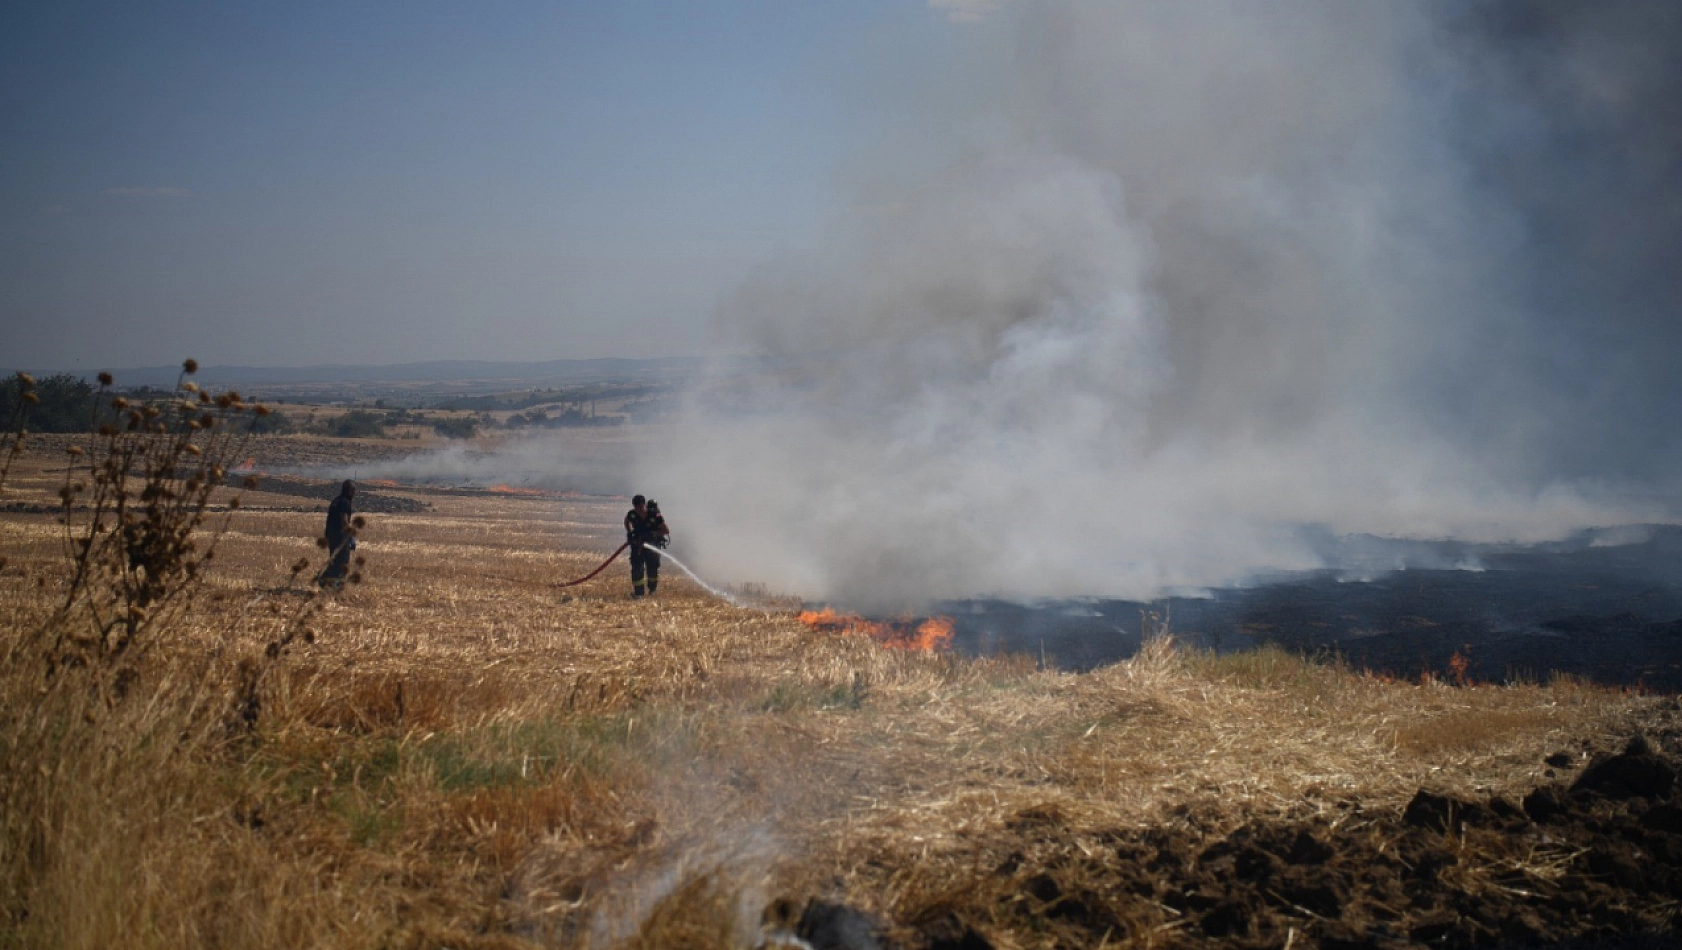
[643,0,1682,609]
[328,435,631,497]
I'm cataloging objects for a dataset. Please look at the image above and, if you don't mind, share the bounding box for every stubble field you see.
[3,437,1680,950]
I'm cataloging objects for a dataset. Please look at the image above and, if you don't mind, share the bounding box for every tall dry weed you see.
[0,363,352,949]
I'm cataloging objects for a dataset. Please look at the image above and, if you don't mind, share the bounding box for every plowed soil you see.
[877,731,1682,950]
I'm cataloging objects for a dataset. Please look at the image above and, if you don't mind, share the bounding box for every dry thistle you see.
[27,362,271,688]
[97,371,113,386]
[182,358,198,374]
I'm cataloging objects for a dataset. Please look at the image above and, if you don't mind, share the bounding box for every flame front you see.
[797,608,954,653]
[485,483,579,498]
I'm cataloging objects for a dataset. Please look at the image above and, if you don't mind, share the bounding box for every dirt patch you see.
[830,730,1682,949]
[240,434,421,470]
[244,474,428,514]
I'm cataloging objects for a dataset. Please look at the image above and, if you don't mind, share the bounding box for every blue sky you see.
[1,1,963,370]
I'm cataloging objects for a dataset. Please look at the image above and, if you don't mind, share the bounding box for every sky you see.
[0,0,957,370]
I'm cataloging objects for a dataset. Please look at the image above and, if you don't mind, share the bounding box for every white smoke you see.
[329,432,632,496]
[635,0,1676,610]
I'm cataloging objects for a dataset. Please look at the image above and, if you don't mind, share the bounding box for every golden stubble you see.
[0,442,1672,949]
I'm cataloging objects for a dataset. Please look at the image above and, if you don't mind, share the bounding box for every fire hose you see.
[553,540,630,588]
[553,539,753,607]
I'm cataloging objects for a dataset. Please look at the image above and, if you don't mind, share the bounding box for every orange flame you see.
[1447,645,1473,687]
[362,478,402,488]
[232,457,259,474]
[485,483,578,498]
[796,608,954,653]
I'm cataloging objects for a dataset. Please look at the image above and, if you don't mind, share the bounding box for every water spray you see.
[650,545,757,609]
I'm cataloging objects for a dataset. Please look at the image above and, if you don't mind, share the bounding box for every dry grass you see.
[1,443,1675,949]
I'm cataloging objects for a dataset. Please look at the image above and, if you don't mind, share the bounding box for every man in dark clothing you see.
[624,494,668,597]
[320,480,356,588]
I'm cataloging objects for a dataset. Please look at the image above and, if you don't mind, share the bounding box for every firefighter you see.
[624,494,668,597]
[646,500,670,547]
[319,480,356,588]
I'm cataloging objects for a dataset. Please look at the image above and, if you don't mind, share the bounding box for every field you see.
[3,432,1681,950]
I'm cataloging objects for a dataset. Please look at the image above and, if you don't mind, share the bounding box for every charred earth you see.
[943,526,1682,690]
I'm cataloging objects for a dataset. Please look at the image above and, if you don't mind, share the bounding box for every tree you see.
[433,416,478,439]
[0,373,102,432]
[324,410,387,439]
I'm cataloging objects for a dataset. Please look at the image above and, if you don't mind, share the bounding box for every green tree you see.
[432,416,478,439]
[0,373,102,432]
[324,410,387,438]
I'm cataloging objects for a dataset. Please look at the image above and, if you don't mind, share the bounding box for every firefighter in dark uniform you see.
[624,494,669,597]
[319,480,356,588]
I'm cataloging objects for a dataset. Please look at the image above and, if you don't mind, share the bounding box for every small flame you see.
[362,478,402,488]
[231,457,259,474]
[484,483,578,498]
[797,608,954,653]
[1447,645,1473,687]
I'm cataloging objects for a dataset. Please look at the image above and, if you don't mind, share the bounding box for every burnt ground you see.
[244,473,429,513]
[940,526,1682,691]
[791,730,1682,950]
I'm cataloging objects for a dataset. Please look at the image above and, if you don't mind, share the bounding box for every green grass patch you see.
[1180,643,1347,696]
[757,678,867,713]
[338,798,402,848]
[257,711,676,804]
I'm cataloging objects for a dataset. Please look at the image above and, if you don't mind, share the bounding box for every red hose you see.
[554,541,630,588]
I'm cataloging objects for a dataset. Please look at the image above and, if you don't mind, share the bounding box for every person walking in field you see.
[319,480,357,588]
[624,494,669,597]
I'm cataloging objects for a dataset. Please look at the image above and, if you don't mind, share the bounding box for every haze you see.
[7,1,1681,606]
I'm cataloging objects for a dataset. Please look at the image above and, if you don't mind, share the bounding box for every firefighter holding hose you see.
[624,494,670,597]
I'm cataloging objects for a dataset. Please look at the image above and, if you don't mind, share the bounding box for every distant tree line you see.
[504,406,619,429]
[0,374,292,434]
[432,383,662,413]
[0,374,104,432]
[316,409,479,440]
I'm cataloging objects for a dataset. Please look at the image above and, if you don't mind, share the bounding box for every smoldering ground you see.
[633,0,1682,610]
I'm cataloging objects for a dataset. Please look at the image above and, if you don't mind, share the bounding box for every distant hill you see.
[59,358,702,389]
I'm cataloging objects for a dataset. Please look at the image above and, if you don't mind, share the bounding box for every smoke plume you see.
[645,0,1682,609]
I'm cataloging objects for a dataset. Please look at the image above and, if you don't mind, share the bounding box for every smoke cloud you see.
[334,433,632,497]
[644,0,1682,609]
